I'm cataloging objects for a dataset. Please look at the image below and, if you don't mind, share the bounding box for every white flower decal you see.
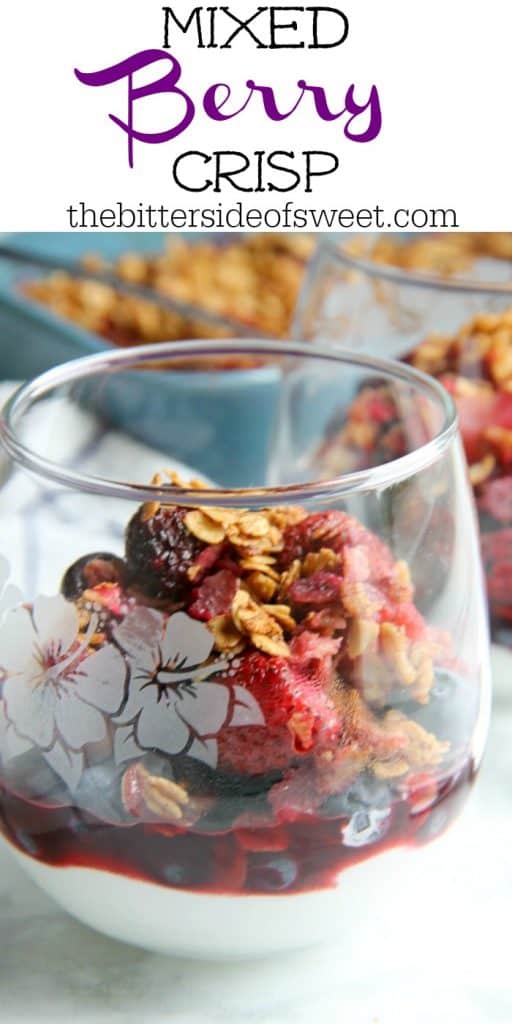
[0,555,23,626]
[0,595,127,790]
[0,593,264,792]
[0,700,31,762]
[114,608,264,769]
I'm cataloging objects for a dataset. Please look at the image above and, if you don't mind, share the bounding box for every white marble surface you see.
[1,646,511,1024]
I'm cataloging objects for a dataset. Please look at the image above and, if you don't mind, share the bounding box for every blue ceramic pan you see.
[0,234,283,487]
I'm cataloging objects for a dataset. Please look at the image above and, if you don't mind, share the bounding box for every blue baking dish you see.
[0,234,283,487]
[0,233,172,379]
[0,234,356,488]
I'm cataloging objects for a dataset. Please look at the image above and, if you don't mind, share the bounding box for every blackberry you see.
[125,506,205,600]
[61,552,126,600]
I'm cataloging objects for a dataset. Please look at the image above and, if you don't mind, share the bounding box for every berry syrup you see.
[0,761,474,896]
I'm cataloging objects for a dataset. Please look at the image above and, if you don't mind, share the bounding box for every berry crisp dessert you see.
[0,473,478,938]
[319,308,512,643]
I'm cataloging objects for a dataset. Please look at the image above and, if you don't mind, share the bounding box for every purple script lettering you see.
[75,50,194,168]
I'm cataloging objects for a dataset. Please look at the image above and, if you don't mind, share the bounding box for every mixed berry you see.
[0,477,477,896]
[320,308,512,641]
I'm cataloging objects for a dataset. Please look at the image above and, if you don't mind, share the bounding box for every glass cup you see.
[293,238,512,356]
[295,240,512,645]
[0,340,490,957]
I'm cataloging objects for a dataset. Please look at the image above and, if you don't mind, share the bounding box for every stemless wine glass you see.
[0,340,490,958]
[294,237,512,356]
[295,239,512,645]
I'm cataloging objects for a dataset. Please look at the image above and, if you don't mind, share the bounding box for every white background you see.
[0,0,511,230]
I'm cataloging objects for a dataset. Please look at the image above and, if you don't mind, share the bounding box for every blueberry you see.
[61,552,126,600]
[407,668,480,747]
[353,810,371,831]
[162,863,191,886]
[74,763,126,824]
[158,840,208,888]
[250,854,298,892]
[348,775,393,810]
[13,829,39,856]
[341,807,390,848]
[320,772,392,818]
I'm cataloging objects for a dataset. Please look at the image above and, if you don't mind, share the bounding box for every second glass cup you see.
[295,240,512,645]
[0,340,490,957]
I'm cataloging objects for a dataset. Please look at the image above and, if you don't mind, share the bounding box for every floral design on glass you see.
[0,555,23,626]
[113,608,263,769]
[0,587,265,792]
[0,595,127,790]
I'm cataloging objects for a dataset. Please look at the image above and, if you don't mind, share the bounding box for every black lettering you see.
[201,209,216,227]
[308,6,349,48]
[220,6,267,48]
[206,6,217,47]
[172,150,212,191]
[374,204,385,228]
[267,151,301,192]
[214,151,253,192]
[309,207,337,227]
[162,7,204,47]
[305,150,339,191]
[269,7,305,48]
[246,208,263,227]
[337,209,354,228]
[356,208,372,228]
[170,209,187,228]
[293,208,308,228]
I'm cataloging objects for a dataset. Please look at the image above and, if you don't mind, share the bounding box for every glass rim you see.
[328,239,512,295]
[0,339,458,505]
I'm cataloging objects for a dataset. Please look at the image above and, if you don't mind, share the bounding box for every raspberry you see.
[189,570,239,621]
[61,552,126,600]
[217,646,341,776]
[280,510,370,565]
[443,377,512,464]
[481,529,512,618]
[189,543,227,583]
[477,476,512,526]
[288,571,342,607]
[125,506,205,600]
[76,582,132,637]
[379,601,427,644]
[351,387,397,426]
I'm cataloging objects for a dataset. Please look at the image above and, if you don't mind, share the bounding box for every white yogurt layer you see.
[6,839,441,959]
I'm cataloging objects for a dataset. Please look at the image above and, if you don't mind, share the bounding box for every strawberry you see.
[217,645,341,776]
[288,571,342,607]
[442,375,512,463]
[478,476,512,526]
[280,510,391,569]
[189,570,239,621]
